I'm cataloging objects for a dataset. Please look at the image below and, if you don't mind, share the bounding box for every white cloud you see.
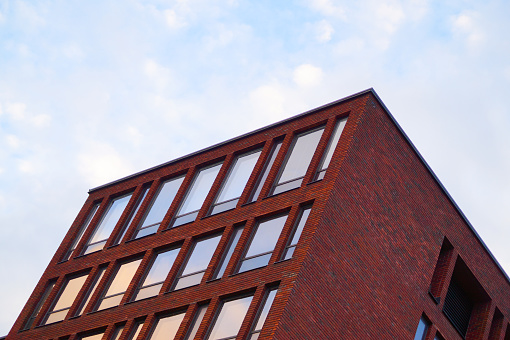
[125,126,143,147]
[451,11,485,49]
[249,84,286,118]
[315,20,334,43]
[376,2,405,34]
[163,9,187,29]
[308,0,346,19]
[6,102,26,120]
[6,135,21,149]
[18,159,35,174]
[293,64,323,87]
[62,43,85,61]
[31,114,51,128]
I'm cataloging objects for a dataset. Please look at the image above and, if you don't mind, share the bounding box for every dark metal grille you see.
[443,280,473,337]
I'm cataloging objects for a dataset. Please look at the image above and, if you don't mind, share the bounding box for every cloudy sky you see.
[1,0,510,335]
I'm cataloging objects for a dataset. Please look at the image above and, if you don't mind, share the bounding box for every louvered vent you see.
[443,280,473,337]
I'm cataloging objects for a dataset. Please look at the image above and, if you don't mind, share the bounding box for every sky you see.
[1,0,510,335]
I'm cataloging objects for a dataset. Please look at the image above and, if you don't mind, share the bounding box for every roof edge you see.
[88,88,374,193]
[368,89,510,284]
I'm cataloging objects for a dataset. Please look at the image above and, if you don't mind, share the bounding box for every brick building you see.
[7,89,510,340]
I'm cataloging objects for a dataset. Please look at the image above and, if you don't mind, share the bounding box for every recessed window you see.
[212,226,244,280]
[249,141,282,203]
[96,259,142,311]
[148,312,185,340]
[111,324,125,340]
[413,315,430,340]
[23,281,56,330]
[172,163,223,228]
[129,321,144,340]
[75,267,106,316]
[315,117,347,180]
[206,295,253,340]
[272,127,324,195]
[173,235,222,290]
[42,273,89,325]
[133,177,185,239]
[183,304,209,340]
[238,214,288,273]
[114,187,150,244]
[134,248,180,301]
[210,150,262,215]
[83,194,133,255]
[281,207,311,260]
[79,332,104,340]
[62,204,100,261]
[248,288,278,339]
[443,279,473,337]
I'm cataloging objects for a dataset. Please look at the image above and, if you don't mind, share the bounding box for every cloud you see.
[18,159,35,174]
[6,102,26,120]
[376,2,405,34]
[315,20,334,43]
[6,135,21,149]
[62,43,85,61]
[293,64,323,87]
[451,11,485,49]
[163,9,187,29]
[307,0,346,19]
[249,84,286,118]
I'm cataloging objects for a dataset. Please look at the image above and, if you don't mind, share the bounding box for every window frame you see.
[314,116,348,181]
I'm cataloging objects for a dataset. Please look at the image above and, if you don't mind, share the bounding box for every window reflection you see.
[249,288,278,339]
[184,305,208,340]
[414,316,430,340]
[80,333,104,340]
[134,248,180,301]
[272,128,324,195]
[23,281,55,330]
[148,313,185,340]
[315,117,347,180]
[96,259,142,311]
[207,295,253,340]
[43,274,88,325]
[84,194,133,255]
[238,215,288,273]
[249,141,282,202]
[133,177,184,239]
[172,164,222,228]
[62,203,100,261]
[213,226,244,279]
[75,267,106,316]
[210,150,261,215]
[115,187,149,244]
[173,235,221,290]
[282,207,311,260]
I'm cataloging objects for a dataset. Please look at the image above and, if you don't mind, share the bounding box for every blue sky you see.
[1,0,510,335]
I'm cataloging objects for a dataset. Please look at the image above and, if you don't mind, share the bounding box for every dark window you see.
[272,127,324,195]
[443,279,473,336]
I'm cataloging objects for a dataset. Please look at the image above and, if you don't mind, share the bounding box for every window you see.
[75,267,106,316]
[171,164,223,227]
[42,273,88,325]
[248,288,278,339]
[62,204,100,261]
[272,127,324,195]
[134,248,180,301]
[414,316,430,340]
[148,313,185,340]
[111,325,125,340]
[129,321,144,340]
[210,150,262,215]
[282,207,311,260]
[23,281,55,330]
[114,187,149,244]
[238,214,288,273]
[96,259,142,311]
[184,304,209,340]
[315,117,347,180]
[249,141,282,202]
[443,279,473,337]
[83,194,133,255]
[206,295,253,340]
[173,235,222,290]
[133,177,184,239]
[80,333,104,340]
[212,226,244,280]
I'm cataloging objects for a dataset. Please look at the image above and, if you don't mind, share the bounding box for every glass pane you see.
[318,118,347,172]
[97,294,123,311]
[207,296,253,340]
[414,317,429,340]
[282,246,295,260]
[245,215,287,258]
[52,274,88,312]
[63,204,100,261]
[134,284,163,301]
[111,325,124,340]
[140,177,184,229]
[76,268,105,316]
[105,259,142,297]
[182,236,222,276]
[249,333,260,340]
[288,208,311,248]
[115,187,149,244]
[210,199,239,216]
[250,142,282,202]
[272,178,303,195]
[172,211,199,228]
[277,128,324,184]
[214,227,244,279]
[178,164,222,216]
[24,281,55,329]
[81,333,104,340]
[84,240,107,255]
[239,253,272,273]
[142,249,180,286]
[252,289,277,332]
[215,151,261,204]
[129,322,144,340]
[184,305,208,340]
[174,272,204,290]
[135,224,159,239]
[149,313,185,340]
[44,309,68,324]
[88,194,132,247]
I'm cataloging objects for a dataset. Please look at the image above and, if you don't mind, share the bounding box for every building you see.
[7,89,510,340]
